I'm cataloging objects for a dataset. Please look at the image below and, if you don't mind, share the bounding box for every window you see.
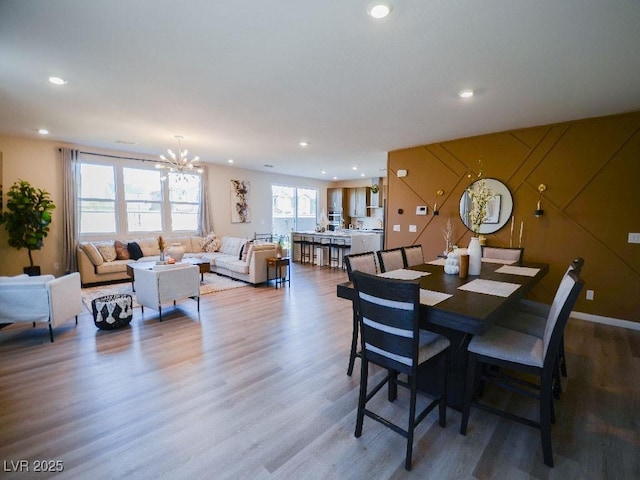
[168,173,200,231]
[79,163,116,233]
[124,168,163,232]
[272,185,317,242]
[78,155,202,237]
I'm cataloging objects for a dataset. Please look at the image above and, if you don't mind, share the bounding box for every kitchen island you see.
[290,231,383,265]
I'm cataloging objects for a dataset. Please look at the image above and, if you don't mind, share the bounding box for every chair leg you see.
[553,357,563,399]
[388,370,398,402]
[559,335,568,377]
[48,324,54,343]
[405,381,418,470]
[75,315,78,325]
[460,354,477,435]
[355,359,369,438]
[347,312,359,376]
[540,371,554,467]
[439,352,448,428]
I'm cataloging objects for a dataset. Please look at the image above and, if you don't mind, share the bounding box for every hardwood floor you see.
[1,264,638,479]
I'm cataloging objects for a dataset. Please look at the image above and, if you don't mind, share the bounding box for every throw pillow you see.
[96,242,117,262]
[201,232,222,253]
[127,241,144,260]
[241,240,253,261]
[80,242,104,266]
[114,240,130,260]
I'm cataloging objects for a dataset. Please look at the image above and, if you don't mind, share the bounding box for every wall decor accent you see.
[231,180,250,223]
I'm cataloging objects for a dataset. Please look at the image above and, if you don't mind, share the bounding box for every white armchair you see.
[135,264,200,321]
[0,272,83,342]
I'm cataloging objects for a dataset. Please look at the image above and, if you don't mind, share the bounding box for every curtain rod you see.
[58,147,155,163]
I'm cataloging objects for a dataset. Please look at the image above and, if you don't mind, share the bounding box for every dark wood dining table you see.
[337,260,549,409]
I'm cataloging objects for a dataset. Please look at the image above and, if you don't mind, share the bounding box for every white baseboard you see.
[571,311,640,331]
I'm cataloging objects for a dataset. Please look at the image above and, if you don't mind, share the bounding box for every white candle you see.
[519,221,523,247]
[510,216,514,247]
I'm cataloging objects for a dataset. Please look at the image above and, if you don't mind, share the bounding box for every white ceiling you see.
[1,1,639,181]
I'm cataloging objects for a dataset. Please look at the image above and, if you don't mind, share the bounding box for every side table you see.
[266,257,290,289]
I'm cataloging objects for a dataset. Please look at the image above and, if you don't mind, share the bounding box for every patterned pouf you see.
[91,294,133,330]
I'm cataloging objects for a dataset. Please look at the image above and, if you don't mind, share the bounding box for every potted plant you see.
[0,179,56,276]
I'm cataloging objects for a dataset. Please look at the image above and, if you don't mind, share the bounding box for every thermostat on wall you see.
[416,205,427,215]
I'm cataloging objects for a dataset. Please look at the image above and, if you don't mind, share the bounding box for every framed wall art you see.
[230,180,250,223]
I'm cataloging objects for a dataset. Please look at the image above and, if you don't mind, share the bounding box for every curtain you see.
[61,148,79,272]
[198,166,213,236]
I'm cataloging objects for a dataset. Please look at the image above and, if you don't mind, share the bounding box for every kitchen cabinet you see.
[348,187,371,218]
[327,188,345,212]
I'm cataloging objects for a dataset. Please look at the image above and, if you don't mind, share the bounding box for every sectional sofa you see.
[77,235,276,287]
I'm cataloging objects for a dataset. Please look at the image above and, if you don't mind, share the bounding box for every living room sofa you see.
[77,235,276,287]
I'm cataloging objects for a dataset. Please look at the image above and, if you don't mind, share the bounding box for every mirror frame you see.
[459,177,513,235]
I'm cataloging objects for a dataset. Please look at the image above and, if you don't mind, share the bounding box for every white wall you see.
[0,135,331,276]
[205,164,330,238]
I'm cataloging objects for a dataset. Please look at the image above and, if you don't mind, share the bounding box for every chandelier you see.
[156,135,203,180]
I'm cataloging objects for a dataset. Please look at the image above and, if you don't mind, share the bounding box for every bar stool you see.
[330,237,349,269]
[292,234,305,263]
[301,235,315,264]
[319,237,332,267]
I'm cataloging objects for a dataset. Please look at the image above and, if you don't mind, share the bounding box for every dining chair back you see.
[402,245,425,267]
[344,251,378,279]
[351,271,449,470]
[481,246,524,264]
[512,257,585,385]
[377,247,406,272]
[460,271,583,467]
[344,251,379,376]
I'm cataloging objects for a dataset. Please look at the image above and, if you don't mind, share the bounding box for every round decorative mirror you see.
[459,178,513,234]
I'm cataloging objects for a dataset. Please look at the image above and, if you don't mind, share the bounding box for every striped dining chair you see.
[377,247,406,273]
[351,270,450,471]
[344,251,378,376]
[402,245,425,267]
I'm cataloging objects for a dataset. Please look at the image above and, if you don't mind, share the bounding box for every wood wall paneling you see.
[388,112,640,322]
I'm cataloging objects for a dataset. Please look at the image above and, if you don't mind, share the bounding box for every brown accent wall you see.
[387,111,640,322]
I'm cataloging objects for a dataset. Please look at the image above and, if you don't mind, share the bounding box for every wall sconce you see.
[433,190,444,215]
[535,184,546,217]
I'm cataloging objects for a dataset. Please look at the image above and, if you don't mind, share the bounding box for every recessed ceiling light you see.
[299,141,309,147]
[333,176,338,180]
[227,159,234,164]
[48,76,67,85]
[360,173,366,177]
[321,170,326,175]
[368,2,392,19]
[458,89,474,99]
[38,129,49,135]
[352,166,358,171]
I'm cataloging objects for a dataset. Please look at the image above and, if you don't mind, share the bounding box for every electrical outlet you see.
[586,290,594,300]
[53,262,60,270]
[628,233,640,244]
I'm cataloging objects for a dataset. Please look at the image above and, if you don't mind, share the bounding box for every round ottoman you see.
[91,294,133,330]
